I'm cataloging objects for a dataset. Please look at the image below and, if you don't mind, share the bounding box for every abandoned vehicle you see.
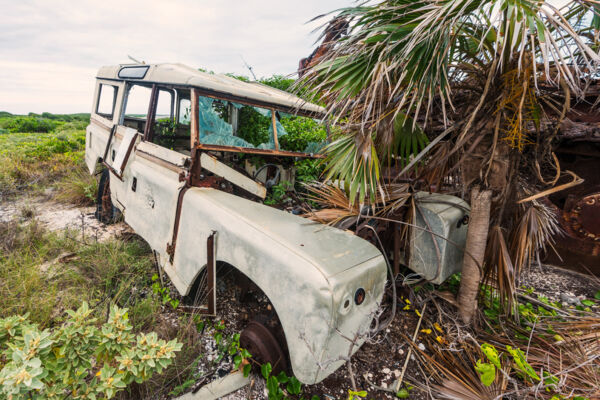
[85,63,389,384]
[85,63,470,384]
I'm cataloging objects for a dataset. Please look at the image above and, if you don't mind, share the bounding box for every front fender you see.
[166,188,339,383]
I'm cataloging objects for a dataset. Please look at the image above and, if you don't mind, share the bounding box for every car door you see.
[108,83,189,263]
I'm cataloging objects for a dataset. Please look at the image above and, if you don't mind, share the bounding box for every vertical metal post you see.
[271,109,280,150]
[207,231,217,316]
[144,84,158,142]
[190,88,200,149]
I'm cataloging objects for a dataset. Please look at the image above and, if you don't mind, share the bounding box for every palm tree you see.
[300,0,599,323]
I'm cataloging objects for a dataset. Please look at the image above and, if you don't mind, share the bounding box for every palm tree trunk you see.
[458,186,492,324]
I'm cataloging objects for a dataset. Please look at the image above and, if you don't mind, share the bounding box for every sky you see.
[0,0,350,114]
[0,0,574,115]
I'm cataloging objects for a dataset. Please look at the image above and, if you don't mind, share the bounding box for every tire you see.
[95,169,116,223]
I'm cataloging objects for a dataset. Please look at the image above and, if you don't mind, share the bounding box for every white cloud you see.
[0,0,350,114]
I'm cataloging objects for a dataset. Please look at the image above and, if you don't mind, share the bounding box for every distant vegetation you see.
[0,112,89,134]
[0,112,95,203]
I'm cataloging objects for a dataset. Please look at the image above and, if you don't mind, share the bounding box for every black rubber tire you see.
[95,169,114,223]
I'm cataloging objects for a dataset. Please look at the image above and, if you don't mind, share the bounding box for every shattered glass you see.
[196,94,325,153]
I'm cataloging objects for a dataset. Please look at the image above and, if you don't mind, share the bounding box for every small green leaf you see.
[276,370,288,384]
[506,345,540,382]
[241,348,252,359]
[396,388,410,398]
[287,376,302,395]
[234,355,242,369]
[243,363,252,377]
[594,291,600,300]
[266,376,280,399]
[581,299,595,307]
[475,360,496,386]
[261,362,272,379]
[481,343,501,369]
[214,332,222,345]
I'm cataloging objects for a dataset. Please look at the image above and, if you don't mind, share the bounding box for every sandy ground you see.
[0,196,132,241]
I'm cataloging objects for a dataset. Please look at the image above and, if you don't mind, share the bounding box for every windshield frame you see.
[190,87,327,158]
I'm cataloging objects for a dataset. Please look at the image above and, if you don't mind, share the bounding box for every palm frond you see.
[483,226,518,317]
[510,202,560,278]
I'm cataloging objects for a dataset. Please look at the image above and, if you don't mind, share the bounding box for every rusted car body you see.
[85,63,387,384]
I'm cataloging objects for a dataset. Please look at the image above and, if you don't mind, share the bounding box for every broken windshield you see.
[195,94,326,154]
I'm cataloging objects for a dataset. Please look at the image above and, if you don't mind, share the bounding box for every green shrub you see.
[0,302,182,399]
[295,159,323,183]
[279,116,326,153]
[236,106,271,146]
[53,165,98,206]
[0,117,58,133]
[259,75,295,92]
[0,130,86,198]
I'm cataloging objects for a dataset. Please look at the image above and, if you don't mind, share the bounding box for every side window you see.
[96,84,116,119]
[154,89,190,154]
[178,98,191,124]
[124,85,152,119]
[156,90,173,119]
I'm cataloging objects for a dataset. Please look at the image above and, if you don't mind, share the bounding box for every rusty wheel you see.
[95,169,114,223]
[240,319,288,375]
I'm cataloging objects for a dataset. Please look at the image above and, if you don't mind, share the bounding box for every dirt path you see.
[0,196,131,241]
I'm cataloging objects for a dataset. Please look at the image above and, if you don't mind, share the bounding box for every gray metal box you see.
[408,192,470,284]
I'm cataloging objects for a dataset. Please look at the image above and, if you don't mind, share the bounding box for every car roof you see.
[97,63,325,116]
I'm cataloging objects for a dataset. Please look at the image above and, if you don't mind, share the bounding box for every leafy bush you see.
[260,362,310,400]
[237,106,272,147]
[0,302,182,399]
[279,116,326,153]
[295,159,324,183]
[0,129,86,198]
[0,117,58,133]
[259,75,295,92]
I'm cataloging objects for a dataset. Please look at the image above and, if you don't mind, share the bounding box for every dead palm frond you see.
[483,226,518,317]
[302,181,359,224]
[510,202,560,278]
[409,334,508,400]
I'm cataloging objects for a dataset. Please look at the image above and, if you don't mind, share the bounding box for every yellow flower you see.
[420,329,432,334]
[415,310,421,317]
[96,370,102,377]
[433,322,443,333]
[436,336,446,345]
[403,305,411,311]
[405,299,411,305]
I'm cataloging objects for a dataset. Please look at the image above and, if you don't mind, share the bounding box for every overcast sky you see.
[0,0,350,114]
[1,0,574,115]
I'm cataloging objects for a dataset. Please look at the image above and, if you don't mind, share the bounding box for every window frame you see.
[95,83,118,120]
[189,88,325,158]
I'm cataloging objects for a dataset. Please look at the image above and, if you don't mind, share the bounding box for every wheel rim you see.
[240,320,287,375]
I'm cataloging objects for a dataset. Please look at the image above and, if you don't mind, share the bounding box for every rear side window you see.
[96,84,117,118]
[156,90,173,119]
